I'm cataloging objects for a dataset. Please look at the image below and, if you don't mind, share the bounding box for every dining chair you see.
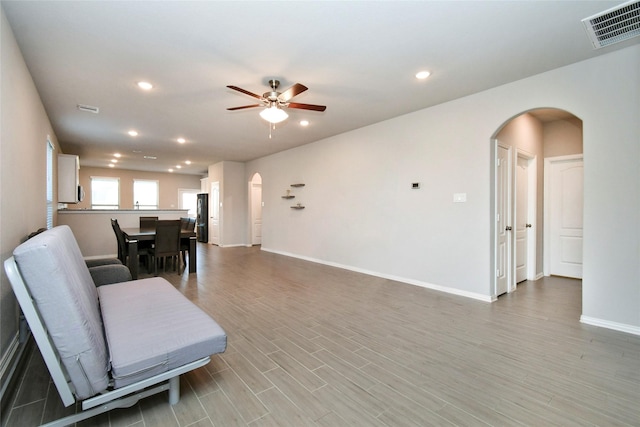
[139,216,159,230]
[111,218,127,264]
[180,217,190,230]
[111,218,150,272]
[149,220,182,276]
[181,218,196,267]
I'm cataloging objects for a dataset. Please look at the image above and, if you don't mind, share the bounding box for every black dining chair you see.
[148,220,182,276]
[180,217,190,230]
[181,217,196,267]
[111,218,150,269]
[139,216,158,230]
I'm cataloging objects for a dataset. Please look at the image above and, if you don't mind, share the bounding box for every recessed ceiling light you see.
[168,168,174,173]
[137,81,153,90]
[108,163,115,168]
[177,138,186,144]
[300,120,309,126]
[176,165,182,169]
[415,70,431,80]
[128,130,138,137]
[185,160,191,165]
[114,153,121,158]
[111,159,118,163]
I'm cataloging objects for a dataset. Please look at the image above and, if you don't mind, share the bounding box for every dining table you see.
[121,227,197,279]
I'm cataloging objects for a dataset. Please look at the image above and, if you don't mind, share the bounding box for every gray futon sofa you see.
[4,225,227,426]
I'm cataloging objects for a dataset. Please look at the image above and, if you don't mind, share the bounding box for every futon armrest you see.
[89,264,132,287]
[85,258,122,268]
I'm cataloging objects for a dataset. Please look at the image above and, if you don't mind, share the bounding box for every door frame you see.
[247,173,263,246]
[493,142,538,297]
[515,148,537,283]
[209,181,220,246]
[494,141,512,297]
[543,154,583,277]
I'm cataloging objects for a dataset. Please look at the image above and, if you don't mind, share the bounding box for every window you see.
[91,177,120,209]
[133,180,158,209]
[178,189,200,217]
[46,139,54,229]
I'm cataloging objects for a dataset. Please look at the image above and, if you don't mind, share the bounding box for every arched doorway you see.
[249,173,263,246]
[491,108,583,297]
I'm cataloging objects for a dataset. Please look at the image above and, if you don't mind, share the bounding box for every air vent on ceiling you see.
[77,104,99,114]
[582,0,640,49]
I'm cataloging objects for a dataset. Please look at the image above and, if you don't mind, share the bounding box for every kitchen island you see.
[57,209,190,258]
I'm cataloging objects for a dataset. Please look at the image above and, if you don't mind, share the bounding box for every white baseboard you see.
[0,333,28,404]
[0,334,19,383]
[580,316,640,336]
[261,247,493,303]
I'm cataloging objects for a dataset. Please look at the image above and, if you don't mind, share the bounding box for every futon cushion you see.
[98,278,227,388]
[13,226,110,399]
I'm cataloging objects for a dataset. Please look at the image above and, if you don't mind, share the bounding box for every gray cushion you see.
[89,264,132,287]
[98,278,227,388]
[13,226,110,399]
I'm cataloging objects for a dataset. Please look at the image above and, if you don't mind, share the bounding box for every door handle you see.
[525,224,532,228]
[505,226,512,231]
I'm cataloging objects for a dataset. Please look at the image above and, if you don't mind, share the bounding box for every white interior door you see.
[495,144,511,296]
[251,183,262,245]
[515,155,529,283]
[545,156,583,278]
[210,181,220,246]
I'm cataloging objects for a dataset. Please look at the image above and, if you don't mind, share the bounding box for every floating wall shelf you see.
[282,195,295,199]
[290,183,305,188]
[291,205,305,209]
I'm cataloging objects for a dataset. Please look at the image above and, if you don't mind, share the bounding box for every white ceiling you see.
[3,1,637,175]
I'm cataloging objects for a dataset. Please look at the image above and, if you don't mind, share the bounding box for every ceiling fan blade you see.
[227,85,263,100]
[278,83,308,103]
[227,104,261,111]
[287,102,327,112]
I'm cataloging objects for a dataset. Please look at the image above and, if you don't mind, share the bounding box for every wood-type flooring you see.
[3,244,639,426]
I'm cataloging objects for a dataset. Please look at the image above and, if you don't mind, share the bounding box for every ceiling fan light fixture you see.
[137,81,153,90]
[260,105,288,124]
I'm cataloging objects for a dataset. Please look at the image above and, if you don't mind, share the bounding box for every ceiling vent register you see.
[77,104,99,114]
[582,0,640,49]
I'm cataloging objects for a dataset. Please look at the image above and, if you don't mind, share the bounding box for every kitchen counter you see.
[58,209,189,258]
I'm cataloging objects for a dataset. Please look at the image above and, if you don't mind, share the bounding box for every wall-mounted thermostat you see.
[411,182,420,189]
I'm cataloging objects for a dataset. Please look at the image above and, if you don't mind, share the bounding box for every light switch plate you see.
[453,193,467,203]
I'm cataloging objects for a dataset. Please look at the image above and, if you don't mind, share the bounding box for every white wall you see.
[0,8,61,380]
[208,161,247,247]
[247,45,640,332]
[543,118,583,158]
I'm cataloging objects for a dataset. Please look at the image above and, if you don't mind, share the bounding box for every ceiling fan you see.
[227,79,326,124]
